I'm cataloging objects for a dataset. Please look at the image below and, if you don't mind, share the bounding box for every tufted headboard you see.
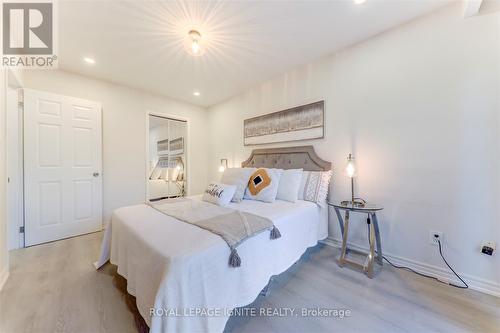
[241,146,331,171]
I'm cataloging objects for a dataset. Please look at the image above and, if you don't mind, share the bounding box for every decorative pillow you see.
[244,168,283,203]
[160,168,169,181]
[276,169,303,202]
[150,166,162,180]
[202,182,237,207]
[169,167,180,181]
[149,161,155,177]
[220,168,256,202]
[298,170,332,203]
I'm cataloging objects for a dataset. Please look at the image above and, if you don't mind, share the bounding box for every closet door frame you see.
[145,111,189,201]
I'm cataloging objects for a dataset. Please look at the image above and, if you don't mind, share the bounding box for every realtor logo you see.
[2,1,57,68]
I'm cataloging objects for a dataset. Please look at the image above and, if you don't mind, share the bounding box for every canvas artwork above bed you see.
[243,101,324,145]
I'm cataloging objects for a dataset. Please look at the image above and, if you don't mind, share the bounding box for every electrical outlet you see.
[481,241,496,255]
[429,231,444,245]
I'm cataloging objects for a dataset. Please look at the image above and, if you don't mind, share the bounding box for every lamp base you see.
[340,199,366,208]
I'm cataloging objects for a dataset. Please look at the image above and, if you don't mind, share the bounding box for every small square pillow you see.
[298,170,332,203]
[220,168,256,202]
[150,166,162,180]
[244,168,283,203]
[202,182,237,207]
[276,169,303,202]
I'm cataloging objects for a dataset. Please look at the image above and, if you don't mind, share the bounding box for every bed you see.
[96,146,331,333]
[148,179,184,200]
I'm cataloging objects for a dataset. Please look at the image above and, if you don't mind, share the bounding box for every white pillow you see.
[160,168,169,181]
[170,167,180,181]
[298,170,332,203]
[149,161,155,176]
[202,182,237,207]
[220,168,256,202]
[150,167,162,180]
[244,168,283,203]
[276,169,303,202]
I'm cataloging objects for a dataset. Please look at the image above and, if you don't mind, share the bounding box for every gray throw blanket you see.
[148,198,281,267]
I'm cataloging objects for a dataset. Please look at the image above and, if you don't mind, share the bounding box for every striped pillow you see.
[298,170,332,203]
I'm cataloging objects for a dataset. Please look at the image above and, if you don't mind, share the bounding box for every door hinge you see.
[19,226,24,234]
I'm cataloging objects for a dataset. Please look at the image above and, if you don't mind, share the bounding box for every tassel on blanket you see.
[270,226,281,240]
[229,248,241,267]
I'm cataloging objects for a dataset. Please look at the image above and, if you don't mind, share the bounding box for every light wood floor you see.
[0,232,498,333]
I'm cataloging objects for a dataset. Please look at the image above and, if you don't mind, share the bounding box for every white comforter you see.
[95,196,328,333]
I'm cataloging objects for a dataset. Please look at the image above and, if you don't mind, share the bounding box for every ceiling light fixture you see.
[187,30,203,56]
[83,57,96,64]
[193,91,200,96]
[353,0,367,4]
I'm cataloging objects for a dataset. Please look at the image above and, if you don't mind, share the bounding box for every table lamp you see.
[342,153,365,207]
[218,158,228,173]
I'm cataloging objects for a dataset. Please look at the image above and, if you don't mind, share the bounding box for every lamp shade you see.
[346,154,356,178]
[219,158,228,173]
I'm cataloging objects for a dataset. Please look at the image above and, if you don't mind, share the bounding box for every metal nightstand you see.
[328,202,384,278]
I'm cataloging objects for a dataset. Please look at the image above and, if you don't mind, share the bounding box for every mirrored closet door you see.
[148,115,187,201]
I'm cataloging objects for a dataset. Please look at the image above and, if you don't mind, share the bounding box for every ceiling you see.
[58,0,450,107]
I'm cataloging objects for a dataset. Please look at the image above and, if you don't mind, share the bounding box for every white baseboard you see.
[0,268,9,292]
[321,237,500,298]
[102,220,110,230]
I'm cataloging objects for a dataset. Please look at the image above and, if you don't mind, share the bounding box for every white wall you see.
[208,4,500,294]
[22,70,209,223]
[0,69,9,289]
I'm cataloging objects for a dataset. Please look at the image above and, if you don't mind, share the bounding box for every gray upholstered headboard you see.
[241,146,331,171]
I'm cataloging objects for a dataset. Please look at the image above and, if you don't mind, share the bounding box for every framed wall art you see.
[243,101,324,146]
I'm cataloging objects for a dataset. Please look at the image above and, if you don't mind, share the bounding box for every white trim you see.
[321,237,500,298]
[6,70,24,250]
[7,69,23,88]
[462,0,483,17]
[0,268,9,291]
[6,87,24,250]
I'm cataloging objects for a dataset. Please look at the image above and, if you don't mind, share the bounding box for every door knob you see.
[93,172,100,177]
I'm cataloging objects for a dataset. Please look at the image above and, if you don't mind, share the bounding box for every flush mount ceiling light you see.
[353,0,367,4]
[193,91,200,96]
[83,57,96,64]
[186,29,204,56]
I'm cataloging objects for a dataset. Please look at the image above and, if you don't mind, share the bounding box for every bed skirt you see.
[113,271,150,333]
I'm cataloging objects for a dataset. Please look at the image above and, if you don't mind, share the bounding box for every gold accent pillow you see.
[248,169,272,195]
[244,168,283,203]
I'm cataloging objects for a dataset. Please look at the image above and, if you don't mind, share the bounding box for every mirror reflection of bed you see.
[148,115,187,201]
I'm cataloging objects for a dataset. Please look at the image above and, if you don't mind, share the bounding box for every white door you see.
[24,89,102,246]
